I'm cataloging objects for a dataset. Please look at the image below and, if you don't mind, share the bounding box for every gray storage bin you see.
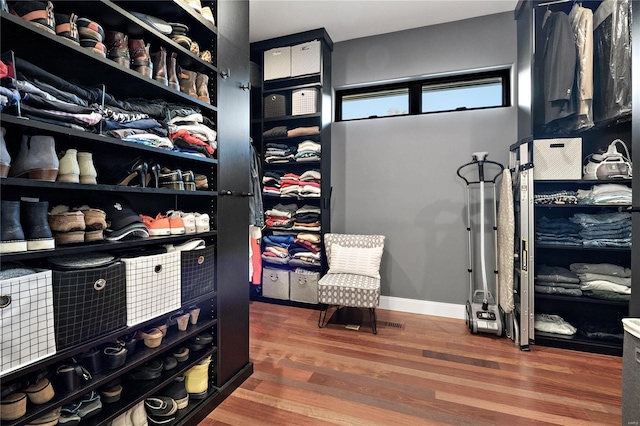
[262,267,289,300]
[622,318,640,425]
[291,40,320,77]
[289,269,319,304]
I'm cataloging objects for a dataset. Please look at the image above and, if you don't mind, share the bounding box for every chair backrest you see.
[324,233,385,269]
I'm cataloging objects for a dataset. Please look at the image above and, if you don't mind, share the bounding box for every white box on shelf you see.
[262,267,289,300]
[1,269,56,376]
[264,46,291,81]
[291,40,321,77]
[123,251,181,326]
[292,88,319,116]
[533,138,582,180]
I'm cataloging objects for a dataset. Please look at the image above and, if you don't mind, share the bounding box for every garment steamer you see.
[456,152,504,336]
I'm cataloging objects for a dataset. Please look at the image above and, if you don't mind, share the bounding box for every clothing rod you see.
[537,0,572,7]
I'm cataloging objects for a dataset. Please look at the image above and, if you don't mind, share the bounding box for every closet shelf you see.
[534,243,631,252]
[263,112,321,122]
[262,82,322,95]
[534,332,622,356]
[535,293,628,306]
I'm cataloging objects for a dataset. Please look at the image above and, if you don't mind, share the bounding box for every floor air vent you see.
[378,320,405,329]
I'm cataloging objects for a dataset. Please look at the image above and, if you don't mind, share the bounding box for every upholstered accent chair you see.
[317,233,385,334]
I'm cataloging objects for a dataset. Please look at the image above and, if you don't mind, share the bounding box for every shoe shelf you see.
[0,115,218,166]
[3,317,218,426]
[0,11,217,111]
[81,346,218,426]
[0,232,218,262]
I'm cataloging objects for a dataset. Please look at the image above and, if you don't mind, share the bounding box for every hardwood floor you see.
[203,302,623,425]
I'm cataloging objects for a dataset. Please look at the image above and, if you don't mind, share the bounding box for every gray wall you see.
[331,11,517,305]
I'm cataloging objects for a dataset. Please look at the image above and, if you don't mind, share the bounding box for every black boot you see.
[0,200,27,253]
[21,200,55,251]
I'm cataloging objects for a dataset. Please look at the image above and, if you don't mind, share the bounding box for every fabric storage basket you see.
[291,40,321,77]
[533,138,582,180]
[292,88,319,116]
[181,245,216,304]
[264,94,287,118]
[0,269,56,376]
[262,267,289,300]
[289,269,319,304]
[264,46,291,81]
[52,262,126,351]
[123,251,181,326]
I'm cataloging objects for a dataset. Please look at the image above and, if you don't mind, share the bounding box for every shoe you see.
[162,212,185,235]
[127,359,164,381]
[189,333,213,352]
[73,206,106,241]
[61,391,102,422]
[22,200,55,251]
[27,406,61,426]
[199,50,212,64]
[176,313,190,331]
[178,67,198,98]
[9,135,59,181]
[48,205,85,245]
[190,40,200,55]
[23,378,55,405]
[146,162,161,188]
[57,149,80,183]
[76,17,104,42]
[98,157,147,187]
[102,344,127,370]
[194,213,210,233]
[140,327,163,348]
[162,356,177,371]
[200,7,215,26]
[111,400,146,426]
[172,34,191,50]
[0,392,27,421]
[10,0,55,34]
[196,72,210,103]
[172,347,189,362]
[129,39,152,77]
[139,214,171,236]
[182,170,196,191]
[157,376,188,410]
[1,127,10,178]
[188,307,201,325]
[195,173,208,190]
[186,0,202,13]
[79,39,107,57]
[105,31,130,68]
[167,210,195,234]
[54,13,79,45]
[0,200,27,253]
[168,52,180,90]
[98,384,122,403]
[184,356,211,399]
[77,152,97,184]
[152,46,168,85]
[158,168,184,190]
[145,396,177,425]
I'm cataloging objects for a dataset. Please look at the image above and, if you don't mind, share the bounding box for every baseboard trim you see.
[379,296,466,320]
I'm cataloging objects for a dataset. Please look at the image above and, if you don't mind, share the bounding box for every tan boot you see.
[77,151,97,184]
[57,149,80,183]
[196,72,210,104]
[178,68,197,98]
[168,52,180,90]
[152,46,168,86]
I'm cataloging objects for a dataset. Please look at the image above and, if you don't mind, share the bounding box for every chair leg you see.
[318,304,328,328]
[369,308,377,334]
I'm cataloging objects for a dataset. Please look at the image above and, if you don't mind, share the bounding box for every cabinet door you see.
[631,1,640,318]
[217,0,249,53]
[216,33,251,386]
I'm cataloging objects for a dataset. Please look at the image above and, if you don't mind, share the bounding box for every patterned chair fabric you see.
[318,233,385,309]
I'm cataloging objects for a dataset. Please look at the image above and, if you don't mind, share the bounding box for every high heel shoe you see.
[146,163,161,188]
[159,167,184,190]
[116,160,147,187]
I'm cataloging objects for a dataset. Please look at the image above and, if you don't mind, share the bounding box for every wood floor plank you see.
[205,302,623,425]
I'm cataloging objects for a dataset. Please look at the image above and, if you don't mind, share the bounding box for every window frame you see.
[335,68,511,122]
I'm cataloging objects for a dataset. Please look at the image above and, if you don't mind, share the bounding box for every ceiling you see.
[249,0,519,44]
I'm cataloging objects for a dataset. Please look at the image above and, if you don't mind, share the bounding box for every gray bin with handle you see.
[622,318,640,426]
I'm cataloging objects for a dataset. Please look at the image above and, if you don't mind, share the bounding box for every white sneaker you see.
[167,210,196,234]
[194,213,210,233]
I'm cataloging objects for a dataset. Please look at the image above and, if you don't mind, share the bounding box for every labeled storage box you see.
[622,318,640,425]
[262,267,289,300]
[292,88,319,116]
[264,94,287,118]
[264,46,291,81]
[1,269,56,376]
[181,245,216,304]
[533,138,582,180]
[291,40,321,77]
[289,269,319,304]
[123,251,181,326]
[52,262,127,351]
